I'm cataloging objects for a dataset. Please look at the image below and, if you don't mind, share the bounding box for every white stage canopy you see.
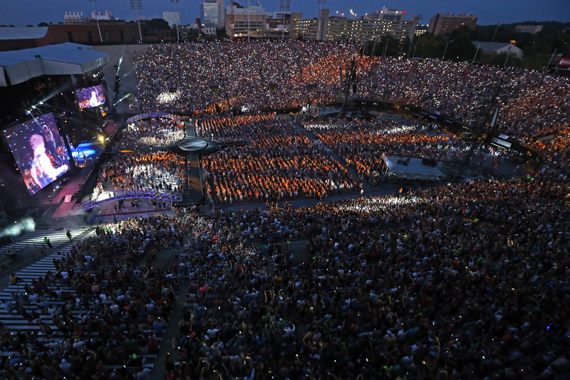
[0,43,110,86]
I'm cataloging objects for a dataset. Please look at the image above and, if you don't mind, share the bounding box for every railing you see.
[81,189,182,210]
[126,112,183,123]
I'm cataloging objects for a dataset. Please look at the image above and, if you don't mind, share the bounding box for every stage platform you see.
[381,154,471,182]
[383,155,444,181]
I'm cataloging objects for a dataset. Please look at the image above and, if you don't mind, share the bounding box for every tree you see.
[26,25,34,27]
[414,33,445,59]
[369,35,401,57]
[216,27,229,40]
[401,36,412,57]
[186,28,199,42]
[447,31,477,61]
[38,22,48,27]
[146,18,171,31]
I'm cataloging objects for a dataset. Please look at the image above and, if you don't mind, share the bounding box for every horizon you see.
[0,0,569,28]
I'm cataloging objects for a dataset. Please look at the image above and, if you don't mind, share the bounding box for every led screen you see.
[77,85,105,109]
[2,113,70,195]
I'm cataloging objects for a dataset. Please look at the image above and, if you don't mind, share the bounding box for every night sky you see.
[0,0,568,27]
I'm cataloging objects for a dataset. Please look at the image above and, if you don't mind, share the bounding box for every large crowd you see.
[301,117,467,184]
[99,152,187,195]
[135,41,353,115]
[135,42,570,155]
[1,215,187,379]
[4,170,570,379]
[198,114,360,204]
[4,42,570,380]
[120,118,185,150]
[93,116,189,201]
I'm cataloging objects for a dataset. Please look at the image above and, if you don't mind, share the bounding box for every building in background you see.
[184,23,217,36]
[163,12,181,28]
[0,22,176,51]
[427,13,478,36]
[414,24,428,37]
[364,7,405,21]
[225,2,266,38]
[292,8,417,42]
[411,15,427,37]
[473,41,523,59]
[279,0,291,12]
[201,0,220,27]
[217,0,225,29]
[515,25,543,34]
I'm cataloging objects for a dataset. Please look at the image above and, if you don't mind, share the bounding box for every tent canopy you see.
[0,43,110,86]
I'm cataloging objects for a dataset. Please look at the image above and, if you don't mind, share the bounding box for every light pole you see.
[544,48,557,71]
[472,45,480,63]
[442,41,449,60]
[503,51,510,67]
[130,0,143,43]
[171,0,180,43]
[88,0,103,43]
[246,0,252,42]
[282,13,285,41]
[491,22,500,42]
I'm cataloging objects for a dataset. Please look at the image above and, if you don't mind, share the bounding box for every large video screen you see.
[2,113,70,195]
[77,85,105,109]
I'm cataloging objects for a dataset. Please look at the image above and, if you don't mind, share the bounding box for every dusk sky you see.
[0,0,569,27]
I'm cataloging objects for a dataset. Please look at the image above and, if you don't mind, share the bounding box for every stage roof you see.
[0,27,49,41]
[0,43,110,87]
[383,155,444,181]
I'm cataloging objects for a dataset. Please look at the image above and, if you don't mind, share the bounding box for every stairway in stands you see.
[0,226,159,376]
[0,226,93,256]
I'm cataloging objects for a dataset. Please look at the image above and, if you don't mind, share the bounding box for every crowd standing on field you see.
[135,41,570,156]
[198,114,360,204]
[3,42,570,380]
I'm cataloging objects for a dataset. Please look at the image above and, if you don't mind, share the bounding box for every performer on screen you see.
[90,90,99,107]
[42,125,61,165]
[29,134,68,189]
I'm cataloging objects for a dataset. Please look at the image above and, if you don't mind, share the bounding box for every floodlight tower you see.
[246,0,253,42]
[317,0,326,41]
[88,0,103,43]
[171,0,180,42]
[130,0,143,43]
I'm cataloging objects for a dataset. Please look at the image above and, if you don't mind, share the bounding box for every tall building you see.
[292,9,417,42]
[217,0,225,29]
[365,7,405,21]
[427,13,478,36]
[279,0,291,12]
[201,0,220,27]
[163,11,181,28]
[225,2,266,38]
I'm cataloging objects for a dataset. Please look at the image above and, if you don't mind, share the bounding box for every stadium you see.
[0,39,569,380]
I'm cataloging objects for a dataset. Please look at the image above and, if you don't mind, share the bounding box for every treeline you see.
[363,21,570,71]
